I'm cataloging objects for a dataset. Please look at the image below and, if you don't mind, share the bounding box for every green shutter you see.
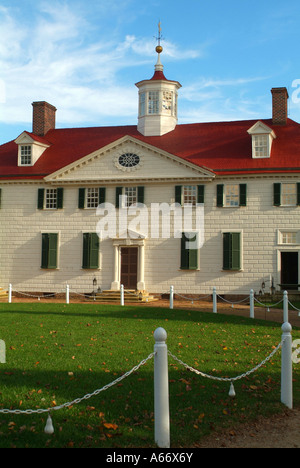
[41,233,49,268]
[48,233,58,269]
[197,185,205,204]
[99,187,106,205]
[78,188,85,209]
[57,188,64,209]
[297,183,300,206]
[137,186,144,204]
[217,185,224,207]
[223,233,231,270]
[116,187,123,208]
[274,183,281,206]
[180,234,189,269]
[38,188,44,210]
[231,232,241,270]
[180,232,198,270]
[175,186,182,205]
[41,233,58,269]
[82,233,99,269]
[223,232,241,270]
[82,233,89,268]
[89,233,99,269]
[239,184,247,206]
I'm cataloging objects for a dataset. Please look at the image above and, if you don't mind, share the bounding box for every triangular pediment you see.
[247,121,276,138]
[45,136,215,184]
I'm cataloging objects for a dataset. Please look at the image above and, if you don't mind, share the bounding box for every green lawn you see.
[0,302,299,448]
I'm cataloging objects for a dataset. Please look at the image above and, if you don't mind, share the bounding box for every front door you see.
[121,247,138,290]
[281,252,299,289]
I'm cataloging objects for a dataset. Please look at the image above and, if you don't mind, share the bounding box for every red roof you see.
[0,118,299,180]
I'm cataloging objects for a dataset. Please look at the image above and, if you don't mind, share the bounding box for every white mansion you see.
[0,47,299,297]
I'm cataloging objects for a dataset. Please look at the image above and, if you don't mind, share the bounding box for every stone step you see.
[93,290,158,303]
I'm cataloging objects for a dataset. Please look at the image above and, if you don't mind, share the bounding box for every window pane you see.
[183,185,197,205]
[148,91,159,114]
[125,187,137,207]
[225,185,239,207]
[281,183,297,206]
[253,135,268,158]
[45,189,57,209]
[20,145,32,165]
[86,188,99,208]
[162,91,172,115]
[282,232,297,244]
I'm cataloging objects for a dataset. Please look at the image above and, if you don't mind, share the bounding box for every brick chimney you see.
[271,88,289,125]
[32,101,57,136]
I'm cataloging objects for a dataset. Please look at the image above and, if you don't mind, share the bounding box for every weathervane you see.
[155,21,163,54]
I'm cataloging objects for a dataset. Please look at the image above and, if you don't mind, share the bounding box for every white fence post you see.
[8,284,12,303]
[120,284,124,306]
[169,285,174,310]
[281,322,293,409]
[250,289,254,319]
[213,287,217,313]
[283,291,289,323]
[66,285,69,304]
[154,327,170,448]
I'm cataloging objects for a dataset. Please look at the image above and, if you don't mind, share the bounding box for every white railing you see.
[7,283,300,322]
[0,324,294,448]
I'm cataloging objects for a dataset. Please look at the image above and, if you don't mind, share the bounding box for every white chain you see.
[0,352,155,415]
[168,339,284,383]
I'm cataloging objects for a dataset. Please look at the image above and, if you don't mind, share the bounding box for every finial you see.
[155,21,163,54]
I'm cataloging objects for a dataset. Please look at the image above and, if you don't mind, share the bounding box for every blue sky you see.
[1,0,300,144]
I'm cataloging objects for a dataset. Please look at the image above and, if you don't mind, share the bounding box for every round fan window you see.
[118,153,140,168]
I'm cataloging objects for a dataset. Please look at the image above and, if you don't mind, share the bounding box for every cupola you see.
[135,26,181,136]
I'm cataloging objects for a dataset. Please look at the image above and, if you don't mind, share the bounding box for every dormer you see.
[14,132,50,167]
[247,121,276,159]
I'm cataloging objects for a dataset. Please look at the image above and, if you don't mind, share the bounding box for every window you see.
[41,233,58,269]
[217,184,247,207]
[162,91,172,115]
[116,187,145,208]
[20,145,32,165]
[180,232,199,270]
[223,232,241,271]
[38,188,64,210]
[118,153,140,168]
[274,183,300,207]
[78,188,106,209]
[282,232,297,244]
[148,91,159,114]
[139,92,146,116]
[125,187,137,207]
[278,230,299,245]
[225,185,239,207]
[175,185,205,205]
[82,233,99,269]
[253,135,268,158]
[183,186,197,205]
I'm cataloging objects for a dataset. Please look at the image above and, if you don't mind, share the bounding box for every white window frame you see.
[45,188,58,210]
[183,185,197,206]
[20,145,32,166]
[281,183,297,207]
[86,188,99,209]
[278,230,300,245]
